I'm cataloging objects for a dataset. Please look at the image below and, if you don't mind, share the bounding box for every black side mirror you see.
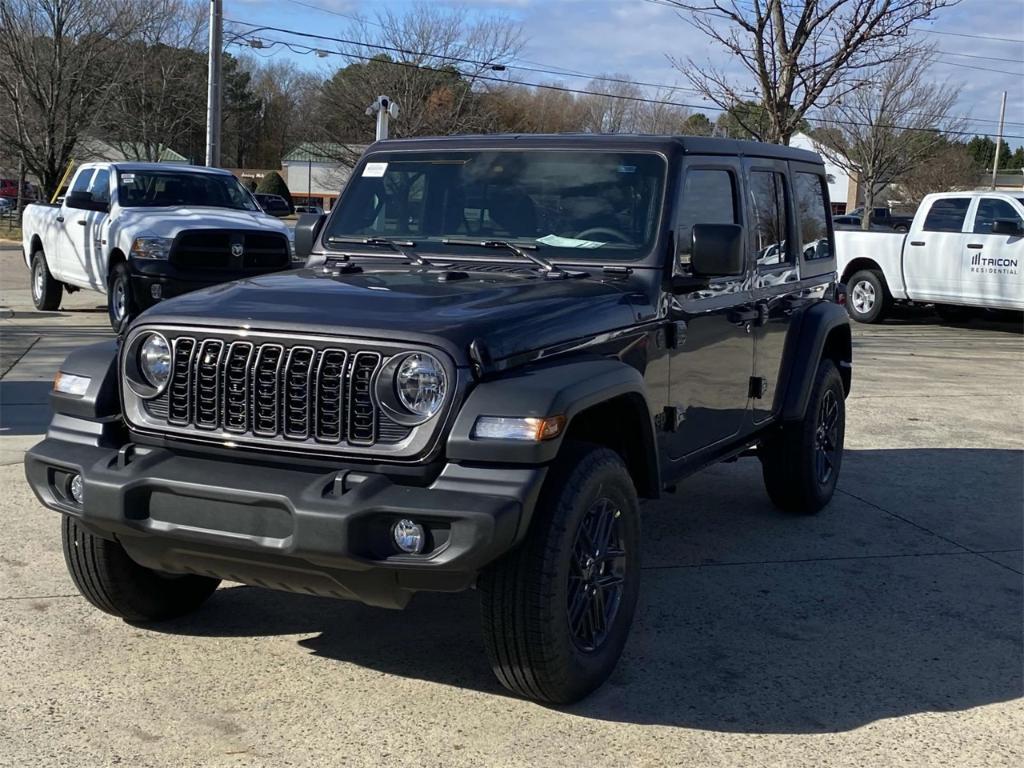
[65,190,108,213]
[691,223,746,278]
[992,219,1023,237]
[294,213,328,260]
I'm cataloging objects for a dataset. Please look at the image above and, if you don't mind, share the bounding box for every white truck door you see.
[963,196,1024,311]
[81,167,111,290]
[56,168,96,287]
[904,196,971,303]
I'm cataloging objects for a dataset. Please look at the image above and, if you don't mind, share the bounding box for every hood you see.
[114,206,293,239]
[138,265,642,363]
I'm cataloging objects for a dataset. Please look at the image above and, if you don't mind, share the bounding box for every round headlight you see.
[395,353,446,420]
[139,333,171,390]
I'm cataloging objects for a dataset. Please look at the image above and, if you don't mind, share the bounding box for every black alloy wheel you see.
[567,497,628,653]
[814,389,840,485]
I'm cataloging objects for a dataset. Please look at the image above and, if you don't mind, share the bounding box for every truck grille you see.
[170,230,290,271]
[143,334,410,448]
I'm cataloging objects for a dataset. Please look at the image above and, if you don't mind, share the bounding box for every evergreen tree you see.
[256,171,293,207]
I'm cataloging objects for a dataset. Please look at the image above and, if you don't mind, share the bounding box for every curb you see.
[0,308,12,319]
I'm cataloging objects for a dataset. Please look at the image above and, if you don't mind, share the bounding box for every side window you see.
[794,172,831,261]
[973,199,1023,235]
[922,198,970,232]
[88,169,110,204]
[748,171,790,268]
[676,168,737,272]
[70,170,94,195]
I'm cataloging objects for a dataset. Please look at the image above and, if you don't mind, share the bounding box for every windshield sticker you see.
[537,234,605,249]
[120,173,135,183]
[362,162,388,178]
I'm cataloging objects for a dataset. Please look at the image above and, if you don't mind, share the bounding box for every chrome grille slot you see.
[314,349,347,443]
[283,347,315,439]
[223,342,253,433]
[193,340,224,429]
[348,352,381,445]
[167,337,196,425]
[252,344,284,436]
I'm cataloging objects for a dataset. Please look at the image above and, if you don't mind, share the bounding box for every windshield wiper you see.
[442,239,565,276]
[326,236,431,266]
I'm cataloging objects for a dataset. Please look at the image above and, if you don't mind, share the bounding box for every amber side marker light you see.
[471,415,567,441]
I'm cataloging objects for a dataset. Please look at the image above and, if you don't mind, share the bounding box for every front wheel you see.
[760,359,846,514]
[107,261,135,331]
[846,269,891,324]
[31,251,63,311]
[62,516,220,622]
[479,443,640,704]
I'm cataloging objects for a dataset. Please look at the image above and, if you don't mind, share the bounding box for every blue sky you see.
[227,0,1024,144]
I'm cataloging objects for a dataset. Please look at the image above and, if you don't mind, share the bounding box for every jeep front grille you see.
[138,333,417,451]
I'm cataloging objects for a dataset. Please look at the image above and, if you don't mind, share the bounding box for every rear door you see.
[963,196,1024,309]
[904,196,971,302]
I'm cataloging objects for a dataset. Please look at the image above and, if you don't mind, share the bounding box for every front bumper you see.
[25,435,546,608]
[128,260,300,311]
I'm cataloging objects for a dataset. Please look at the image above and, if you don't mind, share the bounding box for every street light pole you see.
[366,96,399,141]
[991,90,1007,191]
[205,0,223,167]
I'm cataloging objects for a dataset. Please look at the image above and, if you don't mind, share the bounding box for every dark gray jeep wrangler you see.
[25,134,851,704]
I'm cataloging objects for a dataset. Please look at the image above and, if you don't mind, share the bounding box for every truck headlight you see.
[130,237,173,260]
[124,331,171,397]
[376,352,448,425]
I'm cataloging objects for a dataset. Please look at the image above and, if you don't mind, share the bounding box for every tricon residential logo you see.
[969,253,1019,276]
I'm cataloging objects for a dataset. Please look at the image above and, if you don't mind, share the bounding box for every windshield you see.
[326,150,667,261]
[116,170,260,211]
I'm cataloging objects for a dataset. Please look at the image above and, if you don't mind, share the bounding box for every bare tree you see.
[0,0,157,197]
[814,52,962,228]
[896,140,978,204]
[663,0,960,144]
[578,76,694,134]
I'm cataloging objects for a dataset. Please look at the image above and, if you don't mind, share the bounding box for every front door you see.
[904,196,971,302]
[963,196,1024,310]
[667,160,753,461]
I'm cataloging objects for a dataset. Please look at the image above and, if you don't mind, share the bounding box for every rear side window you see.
[676,169,737,271]
[794,173,831,261]
[748,171,790,268]
[923,198,970,232]
[973,198,1023,234]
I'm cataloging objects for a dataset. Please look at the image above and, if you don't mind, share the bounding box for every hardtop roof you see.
[76,161,233,175]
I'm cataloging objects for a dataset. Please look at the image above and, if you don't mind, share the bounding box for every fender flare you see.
[447,357,658,474]
[778,302,852,421]
[51,340,121,420]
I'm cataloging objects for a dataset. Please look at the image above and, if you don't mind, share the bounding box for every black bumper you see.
[25,434,546,609]
[128,261,297,311]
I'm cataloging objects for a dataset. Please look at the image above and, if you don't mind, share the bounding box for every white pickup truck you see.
[22,162,295,329]
[836,191,1024,323]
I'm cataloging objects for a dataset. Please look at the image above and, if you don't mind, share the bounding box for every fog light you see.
[68,474,83,504]
[392,519,425,554]
[150,284,162,299]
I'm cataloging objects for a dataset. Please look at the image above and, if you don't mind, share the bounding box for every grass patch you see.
[0,225,22,243]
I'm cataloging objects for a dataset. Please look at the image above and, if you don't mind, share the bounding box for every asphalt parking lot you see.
[1,242,1021,767]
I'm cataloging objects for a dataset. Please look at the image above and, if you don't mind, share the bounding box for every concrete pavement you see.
[0,243,1021,767]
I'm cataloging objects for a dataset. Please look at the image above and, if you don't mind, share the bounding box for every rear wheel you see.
[62,516,220,622]
[31,251,62,311]
[479,443,640,704]
[846,269,891,324]
[761,359,846,514]
[107,261,135,331]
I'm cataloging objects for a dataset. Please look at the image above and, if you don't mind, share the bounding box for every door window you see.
[748,171,790,268]
[794,172,831,261]
[676,168,736,272]
[973,198,1023,234]
[88,169,110,205]
[922,198,970,232]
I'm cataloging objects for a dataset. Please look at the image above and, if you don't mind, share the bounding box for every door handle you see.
[55,215,64,223]
[76,220,86,226]
[909,241,925,246]
[967,243,983,249]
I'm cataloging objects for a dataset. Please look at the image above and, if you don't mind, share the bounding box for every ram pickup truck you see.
[22,162,296,330]
[26,134,851,704]
[837,191,1024,323]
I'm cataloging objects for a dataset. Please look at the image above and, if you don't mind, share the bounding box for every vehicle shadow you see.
[150,447,1023,733]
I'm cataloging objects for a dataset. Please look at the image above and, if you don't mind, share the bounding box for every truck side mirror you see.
[65,190,108,213]
[294,213,327,260]
[690,223,746,278]
[992,219,1023,237]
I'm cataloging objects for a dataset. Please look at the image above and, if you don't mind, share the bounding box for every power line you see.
[226,31,1024,142]
[936,59,1024,75]
[914,27,1024,44]
[937,49,1024,64]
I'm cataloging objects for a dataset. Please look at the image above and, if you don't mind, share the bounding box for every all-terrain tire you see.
[846,269,891,324]
[107,261,136,332]
[62,516,220,622]
[31,250,62,311]
[479,443,641,704]
[760,359,846,515]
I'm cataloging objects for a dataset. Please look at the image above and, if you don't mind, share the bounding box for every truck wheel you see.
[31,251,62,311]
[62,516,220,622]
[760,359,845,515]
[846,269,890,324]
[478,443,640,704]
[107,261,135,331]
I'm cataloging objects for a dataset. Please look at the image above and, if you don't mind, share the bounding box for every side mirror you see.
[690,223,746,278]
[992,219,1023,237]
[65,190,108,213]
[294,213,327,260]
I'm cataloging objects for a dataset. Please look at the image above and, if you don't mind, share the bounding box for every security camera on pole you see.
[366,96,399,141]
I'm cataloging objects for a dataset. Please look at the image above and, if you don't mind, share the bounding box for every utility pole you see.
[991,90,1007,191]
[366,96,399,141]
[205,0,223,167]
